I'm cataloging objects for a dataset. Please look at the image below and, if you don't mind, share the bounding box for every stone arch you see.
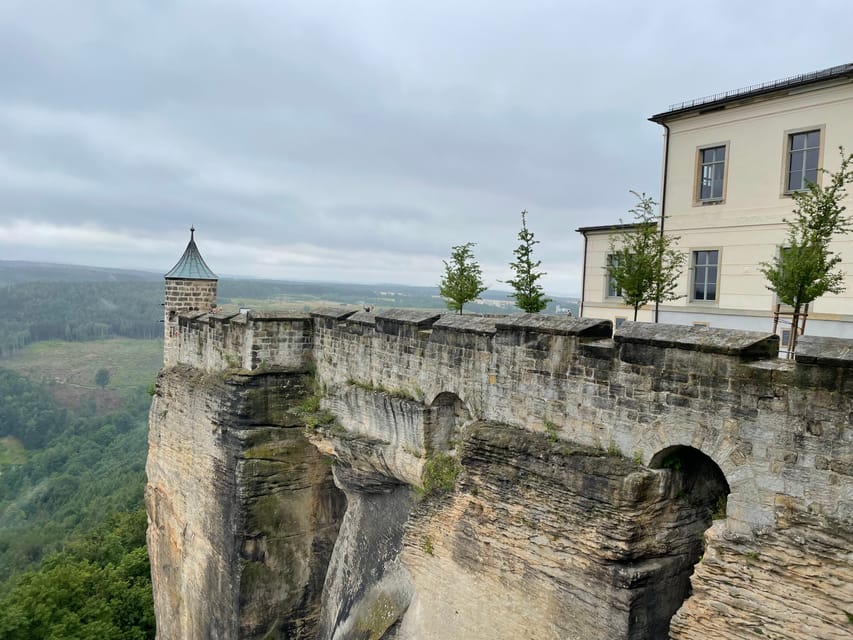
[642,444,731,635]
[426,392,469,453]
[649,445,731,514]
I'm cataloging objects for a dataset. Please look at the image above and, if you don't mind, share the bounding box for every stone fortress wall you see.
[148,306,853,639]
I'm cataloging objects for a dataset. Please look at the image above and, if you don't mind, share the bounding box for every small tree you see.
[608,192,685,321]
[761,148,853,355]
[95,368,110,389]
[505,210,551,312]
[439,242,487,314]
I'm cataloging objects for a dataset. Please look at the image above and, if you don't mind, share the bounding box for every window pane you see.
[790,150,804,172]
[805,168,818,186]
[712,175,723,199]
[806,131,820,148]
[790,133,806,151]
[788,169,803,191]
[716,146,725,161]
[805,148,819,171]
[708,250,719,264]
[706,282,716,301]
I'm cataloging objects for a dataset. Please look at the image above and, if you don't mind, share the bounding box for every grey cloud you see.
[1,0,852,294]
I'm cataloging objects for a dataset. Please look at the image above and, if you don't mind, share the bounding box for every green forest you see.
[0,270,161,639]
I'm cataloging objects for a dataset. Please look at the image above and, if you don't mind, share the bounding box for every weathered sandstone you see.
[146,309,853,639]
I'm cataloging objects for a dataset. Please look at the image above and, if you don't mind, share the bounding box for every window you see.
[692,250,719,301]
[606,254,622,298]
[786,130,820,192]
[698,145,726,201]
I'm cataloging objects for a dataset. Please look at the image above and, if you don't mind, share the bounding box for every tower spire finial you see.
[190,225,195,240]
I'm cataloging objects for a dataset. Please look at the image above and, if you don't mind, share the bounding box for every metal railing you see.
[666,63,853,113]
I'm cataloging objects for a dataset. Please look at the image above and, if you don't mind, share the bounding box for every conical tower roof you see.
[165,227,218,280]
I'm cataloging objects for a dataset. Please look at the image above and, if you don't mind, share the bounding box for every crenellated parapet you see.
[172,310,313,371]
[157,306,853,639]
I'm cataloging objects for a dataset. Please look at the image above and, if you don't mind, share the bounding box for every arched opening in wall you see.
[426,392,469,453]
[649,445,730,516]
[643,445,731,636]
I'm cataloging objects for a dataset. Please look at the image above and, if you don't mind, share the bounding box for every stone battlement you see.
[171,307,853,530]
[155,306,853,638]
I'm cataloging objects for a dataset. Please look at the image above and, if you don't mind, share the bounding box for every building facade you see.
[579,63,853,342]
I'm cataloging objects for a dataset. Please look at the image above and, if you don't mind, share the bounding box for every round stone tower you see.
[163,227,218,366]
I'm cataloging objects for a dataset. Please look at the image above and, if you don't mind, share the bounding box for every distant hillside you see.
[0,261,580,323]
[217,279,579,316]
[0,261,161,285]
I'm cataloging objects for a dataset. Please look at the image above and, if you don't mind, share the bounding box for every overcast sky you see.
[1,1,851,295]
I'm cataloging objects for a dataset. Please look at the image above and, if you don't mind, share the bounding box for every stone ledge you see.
[345,310,376,326]
[432,315,498,336]
[494,314,612,337]
[375,310,441,336]
[247,311,311,321]
[310,307,358,321]
[208,312,242,324]
[795,335,853,368]
[615,321,779,358]
[375,309,442,325]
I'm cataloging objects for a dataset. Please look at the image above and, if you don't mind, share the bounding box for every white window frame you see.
[696,144,728,204]
[782,126,824,195]
[605,254,622,299]
[690,249,720,303]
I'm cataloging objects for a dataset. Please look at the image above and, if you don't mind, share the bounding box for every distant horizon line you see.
[0,259,581,300]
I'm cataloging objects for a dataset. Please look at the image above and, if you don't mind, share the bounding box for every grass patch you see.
[421,454,461,496]
[543,420,558,443]
[0,436,27,466]
[712,494,728,520]
[347,378,420,402]
[0,338,162,414]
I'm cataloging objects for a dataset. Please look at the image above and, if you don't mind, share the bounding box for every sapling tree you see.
[761,148,853,355]
[506,210,551,313]
[95,368,110,389]
[439,242,487,314]
[608,192,685,321]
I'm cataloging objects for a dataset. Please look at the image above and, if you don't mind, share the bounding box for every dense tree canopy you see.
[0,509,154,640]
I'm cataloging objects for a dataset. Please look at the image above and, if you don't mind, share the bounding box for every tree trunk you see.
[789,303,801,359]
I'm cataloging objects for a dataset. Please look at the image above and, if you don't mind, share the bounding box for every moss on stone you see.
[354,593,399,640]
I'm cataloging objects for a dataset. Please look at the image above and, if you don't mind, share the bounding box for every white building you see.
[579,63,853,343]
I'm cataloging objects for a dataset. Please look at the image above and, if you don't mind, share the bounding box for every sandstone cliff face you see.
[670,513,853,639]
[146,366,344,639]
[149,311,853,640]
[394,423,723,640]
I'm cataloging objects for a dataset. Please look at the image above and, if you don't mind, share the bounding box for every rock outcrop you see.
[146,366,344,639]
[146,310,853,639]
